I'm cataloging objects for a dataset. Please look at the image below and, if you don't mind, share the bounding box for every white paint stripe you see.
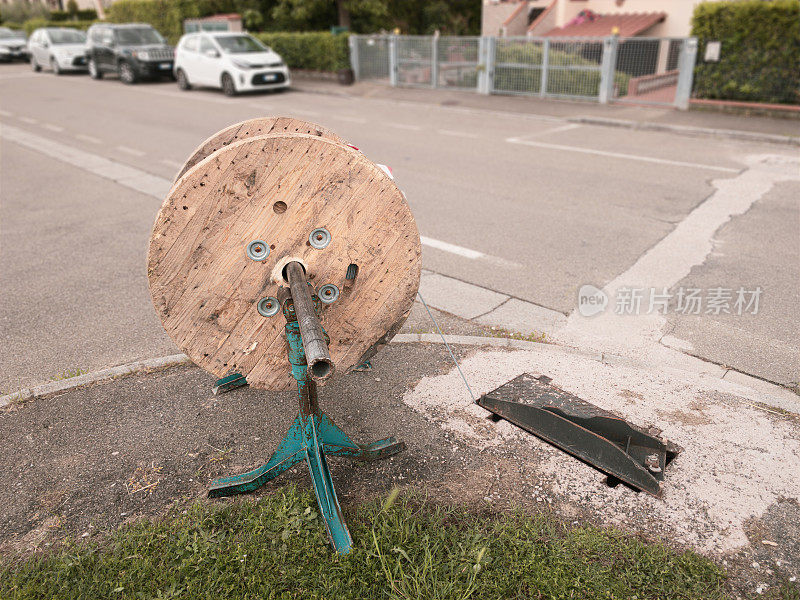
[437,129,479,139]
[506,138,740,173]
[76,133,101,144]
[42,123,64,132]
[332,115,367,123]
[117,145,146,157]
[421,235,484,259]
[0,109,13,117]
[160,158,182,168]
[387,123,422,131]
[19,116,38,124]
[516,123,581,139]
[1,124,171,199]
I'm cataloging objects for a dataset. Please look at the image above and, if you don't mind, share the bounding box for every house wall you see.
[482,1,526,36]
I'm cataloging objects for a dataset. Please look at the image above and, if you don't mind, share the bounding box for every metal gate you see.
[349,34,697,109]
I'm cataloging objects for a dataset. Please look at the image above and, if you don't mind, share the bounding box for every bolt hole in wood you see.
[273,201,287,214]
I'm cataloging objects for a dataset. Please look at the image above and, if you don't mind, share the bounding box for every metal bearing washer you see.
[246,240,270,261]
[318,284,340,304]
[257,296,280,317]
[309,228,331,249]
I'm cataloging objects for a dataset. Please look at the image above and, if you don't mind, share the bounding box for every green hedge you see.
[255,32,350,72]
[20,18,95,35]
[691,0,800,105]
[106,0,204,44]
[49,9,98,21]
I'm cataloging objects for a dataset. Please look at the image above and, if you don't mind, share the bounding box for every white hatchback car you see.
[28,27,88,74]
[174,32,290,96]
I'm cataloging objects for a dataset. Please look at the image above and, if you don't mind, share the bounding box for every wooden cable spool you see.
[148,122,421,391]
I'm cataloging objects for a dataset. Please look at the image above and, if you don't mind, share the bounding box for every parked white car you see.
[0,27,28,62]
[29,28,88,74]
[174,32,290,96]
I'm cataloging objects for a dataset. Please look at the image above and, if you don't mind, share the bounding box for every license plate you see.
[263,73,277,82]
[159,62,171,69]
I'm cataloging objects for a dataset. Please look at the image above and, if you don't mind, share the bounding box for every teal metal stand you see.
[208,297,405,554]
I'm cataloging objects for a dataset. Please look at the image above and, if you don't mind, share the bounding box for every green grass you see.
[0,487,729,599]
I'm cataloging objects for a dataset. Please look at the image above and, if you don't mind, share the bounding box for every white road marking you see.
[1,124,171,199]
[554,153,800,363]
[506,138,740,173]
[332,115,366,123]
[76,133,101,144]
[420,235,484,259]
[0,109,12,117]
[117,145,146,157]
[160,158,182,168]
[19,116,38,125]
[437,129,479,139]
[42,123,64,132]
[514,123,581,139]
[387,123,422,131]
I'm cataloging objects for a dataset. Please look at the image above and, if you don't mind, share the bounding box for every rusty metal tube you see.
[285,261,334,382]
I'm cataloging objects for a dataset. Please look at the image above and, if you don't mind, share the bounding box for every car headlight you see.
[132,50,150,61]
[231,59,251,70]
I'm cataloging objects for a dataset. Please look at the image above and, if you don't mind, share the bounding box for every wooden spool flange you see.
[148,129,421,391]
[174,117,347,181]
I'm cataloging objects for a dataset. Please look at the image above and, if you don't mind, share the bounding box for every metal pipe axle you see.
[284,261,335,382]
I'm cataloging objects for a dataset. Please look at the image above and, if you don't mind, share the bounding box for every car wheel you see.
[31,56,41,72]
[176,68,191,91]
[88,58,102,79]
[50,57,61,75]
[119,61,137,85]
[221,72,237,97]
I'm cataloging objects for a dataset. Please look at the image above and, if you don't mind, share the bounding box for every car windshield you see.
[214,35,265,54]
[0,28,25,39]
[49,29,87,44]
[115,27,165,46]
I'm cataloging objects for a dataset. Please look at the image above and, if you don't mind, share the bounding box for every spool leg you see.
[208,418,305,497]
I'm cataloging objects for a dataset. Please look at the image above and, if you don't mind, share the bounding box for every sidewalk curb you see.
[3,335,795,414]
[568,116,800,147]
[293,81,800,147]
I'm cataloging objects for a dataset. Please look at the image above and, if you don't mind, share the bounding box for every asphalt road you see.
[1,64,798,390]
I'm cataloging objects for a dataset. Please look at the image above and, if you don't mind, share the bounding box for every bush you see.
[21,18,95,35]
[50,9,97,21]
[106,0,206,43]
[255,32,350,71]
[691,0,800,105]
[0,0,49,24]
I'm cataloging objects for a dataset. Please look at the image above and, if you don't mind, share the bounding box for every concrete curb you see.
[3,335,795,414]
[567,116,800,147]
[0,354,191,409]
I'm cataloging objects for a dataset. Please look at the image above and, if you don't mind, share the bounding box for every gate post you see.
[431,35,439,89]
[389,35,398,87]
[599,36,619,104]
[539,38,550,97]
[348,35,359,81]
[477,36,493,94]
[674,37,698,110]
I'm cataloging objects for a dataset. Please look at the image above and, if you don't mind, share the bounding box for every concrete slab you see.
[477,298,567,338]
[419,273,508,320]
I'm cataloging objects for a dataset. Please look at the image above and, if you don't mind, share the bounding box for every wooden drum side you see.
[149,133,420,391]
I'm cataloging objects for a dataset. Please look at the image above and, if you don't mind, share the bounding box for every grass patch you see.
[0,487,728,599]
[49,368,88,381]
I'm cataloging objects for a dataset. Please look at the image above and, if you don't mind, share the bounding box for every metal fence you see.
[349,35,698,109]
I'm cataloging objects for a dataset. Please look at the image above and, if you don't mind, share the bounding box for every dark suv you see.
[86,23,174,84]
